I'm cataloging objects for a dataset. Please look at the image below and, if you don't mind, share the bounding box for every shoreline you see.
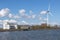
[0,28,60,32]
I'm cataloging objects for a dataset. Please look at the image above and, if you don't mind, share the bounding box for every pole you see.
[47,13,48,26]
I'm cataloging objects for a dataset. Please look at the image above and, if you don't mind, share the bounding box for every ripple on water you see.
[0,29,60,40]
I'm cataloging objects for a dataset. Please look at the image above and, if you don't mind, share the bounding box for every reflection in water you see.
[0,30,60,40]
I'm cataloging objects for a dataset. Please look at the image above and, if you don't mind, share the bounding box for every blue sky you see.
[0,0,60,25]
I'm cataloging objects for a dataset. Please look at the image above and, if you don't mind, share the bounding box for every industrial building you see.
[3,20,17,29]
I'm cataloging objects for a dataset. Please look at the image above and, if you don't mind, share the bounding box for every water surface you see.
[0,29,60,40]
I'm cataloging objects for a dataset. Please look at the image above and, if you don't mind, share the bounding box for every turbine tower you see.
[47,4,50,26]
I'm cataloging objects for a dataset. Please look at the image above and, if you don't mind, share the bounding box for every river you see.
[0,29,60,40]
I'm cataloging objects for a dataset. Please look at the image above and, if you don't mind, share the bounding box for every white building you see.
[3,20,17,29]
[20,25,30,30]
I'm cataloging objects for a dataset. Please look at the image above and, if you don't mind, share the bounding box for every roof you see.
[7,22,17,25]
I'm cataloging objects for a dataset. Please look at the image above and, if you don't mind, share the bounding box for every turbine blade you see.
[48,3,50,11]
[49,12,53,16]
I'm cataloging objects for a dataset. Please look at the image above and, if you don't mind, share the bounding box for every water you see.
[0,29,60,40]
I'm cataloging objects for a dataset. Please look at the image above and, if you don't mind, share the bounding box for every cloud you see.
[0,8,10,17]
[19,9,25,15]
[14,15,20,19]
[22,14,36,19]
[39,17,48,24]
[19,9,36,19]
[43,18,48,21]
[8,19,17,23]
[3,20,9,23]
[3,19,17,23]
[40,21,46,24]
[0,20,3,24]
[22,20,29,25]
[49,22,59,26]
[39,16,48,21]
[8,13,20,19]
[0,8,20,19]
[39,17,42,20]
[31,15,36,19]
[19,9,29,18]
[40,11,47,15]
[8,13,13,18]
[0,20,3,22]
[22,14,31,18]
[17,20,29,25]
[29,10,33,14]
[29,10,36,19]
[0,20,3,28]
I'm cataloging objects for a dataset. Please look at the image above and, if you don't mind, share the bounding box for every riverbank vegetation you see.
[0,23,60,32]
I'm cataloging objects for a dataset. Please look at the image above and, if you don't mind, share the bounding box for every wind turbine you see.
[40,4,53,26]
[46,4,53,26]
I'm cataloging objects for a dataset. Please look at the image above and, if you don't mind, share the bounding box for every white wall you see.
[3,23,10,29]
[15,25,17,29]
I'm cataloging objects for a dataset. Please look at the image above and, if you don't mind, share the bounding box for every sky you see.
[0,0,60,25]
